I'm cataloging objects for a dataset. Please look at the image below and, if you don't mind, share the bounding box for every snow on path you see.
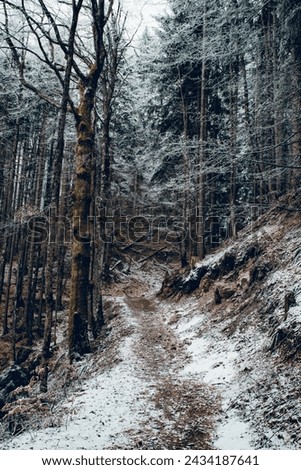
[2,299,160,450]
[2,271,256,450]
[161,298,255,450]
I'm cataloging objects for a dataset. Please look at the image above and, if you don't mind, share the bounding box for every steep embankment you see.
[160,195,301,449]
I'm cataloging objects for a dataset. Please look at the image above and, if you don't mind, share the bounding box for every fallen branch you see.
[120,234,150,252]
[138,246,167,264]
[111,260,122,271]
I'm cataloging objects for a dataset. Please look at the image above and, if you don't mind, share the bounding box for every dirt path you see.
[2,270,218,450]
[122,295,217,449]
[2,261,301,451]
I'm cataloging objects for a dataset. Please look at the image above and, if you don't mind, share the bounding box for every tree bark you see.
[69,73,101,358]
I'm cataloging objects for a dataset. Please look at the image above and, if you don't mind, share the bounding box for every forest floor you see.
[0,266,219,450]
[1,199,301,450]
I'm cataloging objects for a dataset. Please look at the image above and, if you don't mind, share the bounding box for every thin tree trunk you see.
[291,53,301,190]
[229,61,239,239]
[24,239,35,345]
[196,13,207,260]
[2,233,16,335]
[12,232,26,362]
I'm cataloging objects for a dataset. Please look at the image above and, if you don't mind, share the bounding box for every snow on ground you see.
[160,296,255,450]
[1,267,217,450]
[2,299,160,450]
[2,211,301,451]
[165,214,301,450]
[0,278,281,450]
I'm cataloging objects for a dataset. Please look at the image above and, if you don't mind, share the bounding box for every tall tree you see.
[1,0,115,361]
[280,0,301,189]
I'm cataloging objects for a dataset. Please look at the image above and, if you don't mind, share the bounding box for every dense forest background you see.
[0,0,300,390]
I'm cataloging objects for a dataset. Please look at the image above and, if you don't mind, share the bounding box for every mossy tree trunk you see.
[69,79,96,357]
[69,75,106,358]
[68,0,111,360]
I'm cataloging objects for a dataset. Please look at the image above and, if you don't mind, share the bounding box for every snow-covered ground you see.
[2,275,259,450]
[162,211,301,450]
[2,299,161,450]
[159,297,256,450]
[2,208,301,450]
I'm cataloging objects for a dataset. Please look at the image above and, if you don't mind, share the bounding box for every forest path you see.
[117,266,254,450]
[2,267,248,450]
[120,292,216,449]
[1,268,214,450]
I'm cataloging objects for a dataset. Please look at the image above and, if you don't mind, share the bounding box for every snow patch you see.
[169,300,255,450]
[3,304,159,450]
[214,413,252,449]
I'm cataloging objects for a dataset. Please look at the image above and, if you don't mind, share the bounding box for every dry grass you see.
[151,378,219,450]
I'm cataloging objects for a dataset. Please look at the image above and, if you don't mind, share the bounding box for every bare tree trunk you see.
[69,80,96,357]
[291,53,301,190]
[41,0,85,377]
[180,98,190,268]
[196,17,207,260]
[229,61,239,239]
[12,232,27,362]
[272,10,284,196]
[2,233,16,335]
[101,103,112,281]
[24,238,35,345]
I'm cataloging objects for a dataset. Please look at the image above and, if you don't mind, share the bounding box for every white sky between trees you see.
[121,0,169,37]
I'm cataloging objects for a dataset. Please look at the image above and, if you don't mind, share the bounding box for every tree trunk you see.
[229,61,239,239]
[69,79,98,358]
[291,52,301,190]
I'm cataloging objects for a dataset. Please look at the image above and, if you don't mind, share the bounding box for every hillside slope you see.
[160,194,301,448]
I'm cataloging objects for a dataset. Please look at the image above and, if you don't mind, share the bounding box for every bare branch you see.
[20,78,62,108]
